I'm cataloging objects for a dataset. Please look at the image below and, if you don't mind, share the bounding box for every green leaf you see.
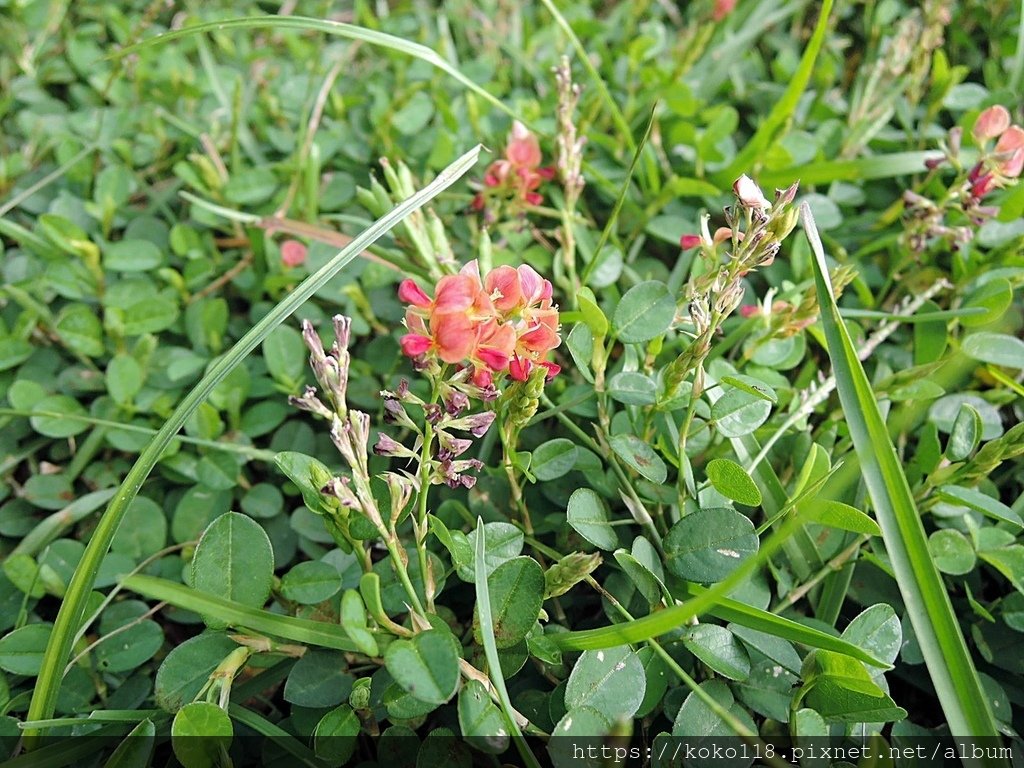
[962,332,1024,369]
[459,522,523,582]
[0,624,52,675]
[946,403,982,461]
[262,325,307,385]
[531,439,579,481]
[705,459,762,506]
[961,279,1013,327]
[800,204,1001,749]
[105,240,164,272]
[607,372,657,406]
[106,354,144,405]
[120,297,179,336]
[171,702,232,768]
[928,530,976,576]
[474,557,544,649]
[285,650,353,708]
[609,433,667,484]
[612,281,675,343]
[313,705,360,766]
[711,388,772,438]
[192,513,274,628]
[384,629,461,705]
[30,396,89,438]
[280,560,342,604]
[275,451,336,516]
[841,605,902,667]
[566,489,618,551]
[122,574,357,651]
[936,485,1023,528]
[54,305,104,357]
[804,499,881,536]
[682,624,751,681]
[339,589,378,657]
[28,146,481,733]
[664,508,758,583]
[458,679,509,754]
[155,632,240,712]
[565,646,646,720]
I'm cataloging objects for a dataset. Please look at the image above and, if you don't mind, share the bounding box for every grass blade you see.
[800,203,1004,755]
[23,145,482,738]
[715,0,833,185]
[473,518,541,768]
[759,150,950,187]
[579,102,658,286]
[121,574,357,652]
[113,16,518,123]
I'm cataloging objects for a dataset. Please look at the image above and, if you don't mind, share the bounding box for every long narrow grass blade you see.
[800,203,1004,755]
[24,146,482,738]
[113,17,517,122]
[549,504,885,667]
[715,0,833,185]
[537,0,636,154]
[121,575,357,652]
[228,705,324,768]
[474,518,541,768]
[579,103,657,286]
[759,150,950,187]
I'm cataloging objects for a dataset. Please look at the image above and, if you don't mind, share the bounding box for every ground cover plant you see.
[1,0,1023,766]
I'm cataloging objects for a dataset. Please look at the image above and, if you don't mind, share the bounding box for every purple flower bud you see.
[445,390,470,416]
[774,182,799,207]
[424,403,444,425]
[373,433,406,457]
[449,411,496,438]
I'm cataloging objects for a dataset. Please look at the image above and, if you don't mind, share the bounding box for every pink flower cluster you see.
[473,121,554,210]
[398,261,561,387]
[969,105,1024,198]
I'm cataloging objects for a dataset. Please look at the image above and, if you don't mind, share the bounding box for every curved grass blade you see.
[549,501,885,667]
[537,0,636,155]
[474,518,541,768]
[24,146,482,738]
[112,16,517,123]
[715,0,833,185]
[800,203,1004,756]
[121,574,357,652]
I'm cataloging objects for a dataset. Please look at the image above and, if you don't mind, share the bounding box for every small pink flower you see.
[506,121,542,167]
[477,122,551,209]
[712,0,736,21]
[281,240,307,268]
[995,125,1024,177]
[739,305,760,319]
[680,234,702,250]
[973,106,1011,143]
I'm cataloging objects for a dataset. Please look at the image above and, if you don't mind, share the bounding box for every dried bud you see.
[288,386,333,420]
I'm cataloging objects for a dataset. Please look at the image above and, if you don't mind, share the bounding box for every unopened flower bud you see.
[373,432,416,459]
[448,410,496,438]
[288,386,334,420]
[733,174,770,209]
[973,105,1011,143]
[774,181,800,207]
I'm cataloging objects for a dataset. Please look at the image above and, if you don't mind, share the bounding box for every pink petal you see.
[400,334,432,357]
[398,279,432,308]
[280,240,308,268]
